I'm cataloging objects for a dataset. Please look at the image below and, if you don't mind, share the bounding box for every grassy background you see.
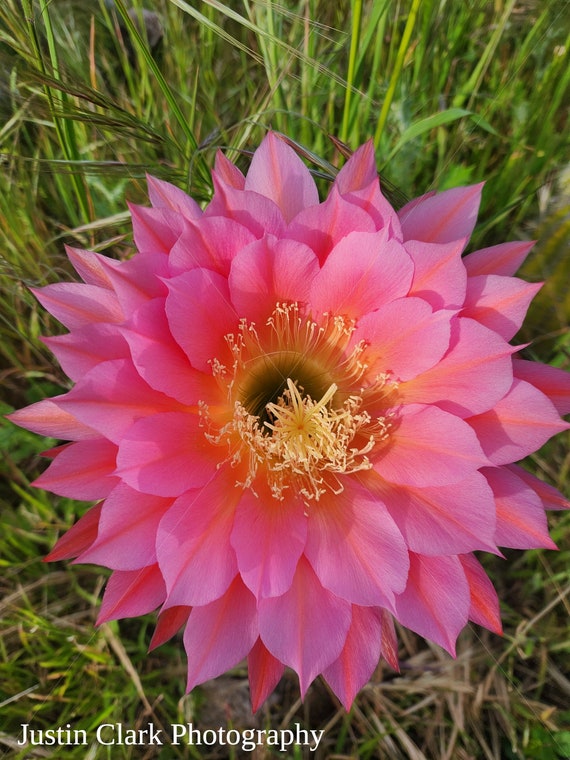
[1,0,569,758]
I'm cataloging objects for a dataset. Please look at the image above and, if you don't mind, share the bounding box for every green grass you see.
[1,0,569,758]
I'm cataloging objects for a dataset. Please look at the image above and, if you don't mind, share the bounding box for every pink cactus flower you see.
[9,133,569,711]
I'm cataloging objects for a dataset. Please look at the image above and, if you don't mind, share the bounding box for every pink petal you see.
[380,610,400,671]
[398,183,483,244]
[33,438,118,499]
[214,149,245,189]
[309,229,414,318]
[169,216,257,277]
[165,268,237,372]
[507,464,569,511]
[333,140,378,193]
[305,480,408,608]
[149,605,191,651]
[463,240,535,277]
[462,274,542,341]
[156,467,241,606]
[206,178,286,238]
[97,564,166,624]
[230,488,307,599]
[129,202,185,255]
[32,283,123,330]
[121,298,216,405]
[146,174,203,220]
[287,184,376,265]
[322,605,383,710]
[333,141,402,235]
[459,554,502,634]
[399,317,516,417]
[7,398,98,440]
[248,638,285,713]
[374,403,489,487]
[78,483,173,570]
[56,358,178,445]
[483,466,557,549]
[405,238,467,309]
[468,379,570,465]
[43,323,128,382]
[378,471,498,555]
[258,555,352,696]
[513,359,570,416]
[393,553,470,655]
[353,296,452,381]
[45,503,102,561]
[116,411,217,497]
[97,252,169,313]
[184,576,258,691]
[229,235,319,324]
[65,245,118,288]
[244,132,319,222]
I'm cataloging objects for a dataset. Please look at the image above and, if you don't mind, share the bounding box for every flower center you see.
[200,303,394,502]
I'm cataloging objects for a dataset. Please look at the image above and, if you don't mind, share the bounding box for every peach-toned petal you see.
[468,379,570,465]
[146,174,203,220]
[398,183,483,243]
[513,359,570,416]
[248,638,285,714]
[353,296,452,381]
[322,606,383,710]
[33,438,118,500]
[244,132,319,222]
[405,238,467,309]
[56,358,177,445]
[45,503,102,562]
[7,398,98,440]
[149,605,191,651]
[507,464,569,511]
[305,480,408,608]
[483,466,557,549]
[121,298,216,405]
[393,553,470,655]
[462,274,542,341]
[459,554,502,634]
[309,229,414,318]
[32,282,123,330]
[463,240,534,277]
[287,184,376,265]
[398,318,516,417]
[97,565,166,624]
[157,467,241,606]
[214,149,245,189]
[169,216,257,277]
[259,556,351,697]
[229,235,319,324]
[375,404,489,487]
[65,245,118,288]
[378,472,497,555]
[78,483,173,570]
[116,411,217,497]
[231,488,307,599]
[165,268,237,371]
[184,577,258,692]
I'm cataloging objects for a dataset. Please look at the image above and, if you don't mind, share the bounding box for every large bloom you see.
[10,133,570,710]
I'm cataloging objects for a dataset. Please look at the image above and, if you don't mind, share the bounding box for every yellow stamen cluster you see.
[201,303,395,502]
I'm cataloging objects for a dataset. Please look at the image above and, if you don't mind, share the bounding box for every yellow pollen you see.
[201,303,396,502]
